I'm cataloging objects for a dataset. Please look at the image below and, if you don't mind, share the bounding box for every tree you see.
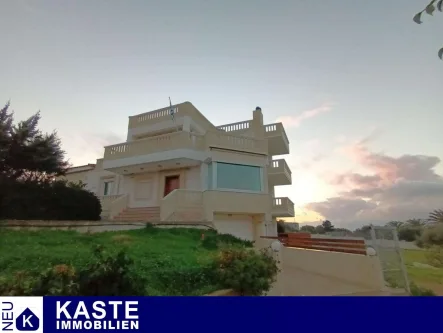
[277,220,285,234]
[321,220,334,232]
[353,225,372,238]
[398,225,422,242]
[413,0,443,59]
[0,102,101,221]
[386,221,404,229]
[315,225,325,234]
[429,209,443,223]
[405,219,426,227]
[0,102,69,181]
[300,225,315,234]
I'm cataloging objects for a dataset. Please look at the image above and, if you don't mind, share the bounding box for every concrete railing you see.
[264,122,289,145]
[104,132,205,160]
[128,102,218,131]
[110,194,129,219]
[216,120,251,133]
[269,159,292,179]
[161,190,271,222]
[281,247,385,296]
[104,130,268,161]
[272,197,295,217]
[99,195,122,214]
[160,189,204,221]
[205,131,267,154]
[203,191,271,215]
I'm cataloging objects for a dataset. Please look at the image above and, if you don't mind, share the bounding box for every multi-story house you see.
[63,102,294,241]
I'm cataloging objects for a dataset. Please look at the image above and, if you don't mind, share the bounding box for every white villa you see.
[63,102,294,241]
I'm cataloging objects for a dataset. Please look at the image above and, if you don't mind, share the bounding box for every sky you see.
[1,0,442,229]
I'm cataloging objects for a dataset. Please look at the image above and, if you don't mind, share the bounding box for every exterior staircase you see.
[112,207,160,222]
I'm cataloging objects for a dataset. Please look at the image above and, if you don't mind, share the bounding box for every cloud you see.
[60,131,125,166]
[276,102,334,128]
[304,137,443,227]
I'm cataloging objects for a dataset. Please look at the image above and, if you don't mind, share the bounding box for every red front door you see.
[164,175,180,197]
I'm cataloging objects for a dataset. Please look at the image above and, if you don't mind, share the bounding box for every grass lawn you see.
[402,249,443,295]
[0,227,241,296]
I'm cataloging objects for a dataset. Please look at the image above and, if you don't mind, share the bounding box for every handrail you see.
[99,195,123,213]
[104,129,268,161]
[110,194,129,219]
[269,159,292,175]
[264,122,289,144]
[216,120,251,132]
[128,102,218,131]
[160,189,204,221]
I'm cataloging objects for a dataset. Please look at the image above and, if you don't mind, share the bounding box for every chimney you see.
[252,106,264,138]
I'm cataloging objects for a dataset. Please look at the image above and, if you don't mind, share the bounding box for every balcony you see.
[128,101,218,131]
[272,197,295,217]
[160,189,272,222]
[203,190,271,215]
[268,159,292,186]
[265,123,289,155]
[103,130,268,172]
[216,120,252,136]
[216,121,290,156]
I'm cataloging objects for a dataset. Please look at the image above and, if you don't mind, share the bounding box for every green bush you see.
[0,246,145,296]
[31,265,79,296]
[425,246,443,268]
[213,247,279,296]
[201,232,254,250]
[77,245,145,296]
[398,226,422,242]
[417,224,443,248]
[410,282,436,296]
[0,179,101,220]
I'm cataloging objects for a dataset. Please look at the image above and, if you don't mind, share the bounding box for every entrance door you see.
[164,175,180,197]
[131,179,153,208]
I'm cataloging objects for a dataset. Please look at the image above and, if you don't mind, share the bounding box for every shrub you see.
[277,221,285,234]
[398,226,422,242]
[0,271,34,296]
[31,265,79,296]
[201,232,254,250]
[410,282,436,296]
[0,246,145,296]
[77,245,146,296]
[417,224,443,248]
[213,247,279,296]
[425,246,443,268]
[0,179,101,220]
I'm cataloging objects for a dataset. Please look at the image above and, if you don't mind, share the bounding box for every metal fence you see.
[368,226,410,293]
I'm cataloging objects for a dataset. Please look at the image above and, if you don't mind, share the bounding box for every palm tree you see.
[406,219,426,227]
[428,209,443,223]
[386,221,404,229]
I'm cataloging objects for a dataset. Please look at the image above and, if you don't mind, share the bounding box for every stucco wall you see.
[62,170,90,184]
[185,165,201,190]
[213,213,256,241]
[281,247,385,296]
[118,166,202,208]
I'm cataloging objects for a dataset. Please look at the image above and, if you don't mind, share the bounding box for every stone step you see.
[113,216,160,221]
[113,206,160,222]
[118,211,159,217]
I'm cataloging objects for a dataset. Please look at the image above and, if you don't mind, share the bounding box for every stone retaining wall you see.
[0,220,215,233]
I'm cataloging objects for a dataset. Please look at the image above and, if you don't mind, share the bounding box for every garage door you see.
[213,214,255,241]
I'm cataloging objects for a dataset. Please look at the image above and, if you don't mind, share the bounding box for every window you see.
[216,162,262,192]
[207,163,213,189]
[103,181,114,196]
